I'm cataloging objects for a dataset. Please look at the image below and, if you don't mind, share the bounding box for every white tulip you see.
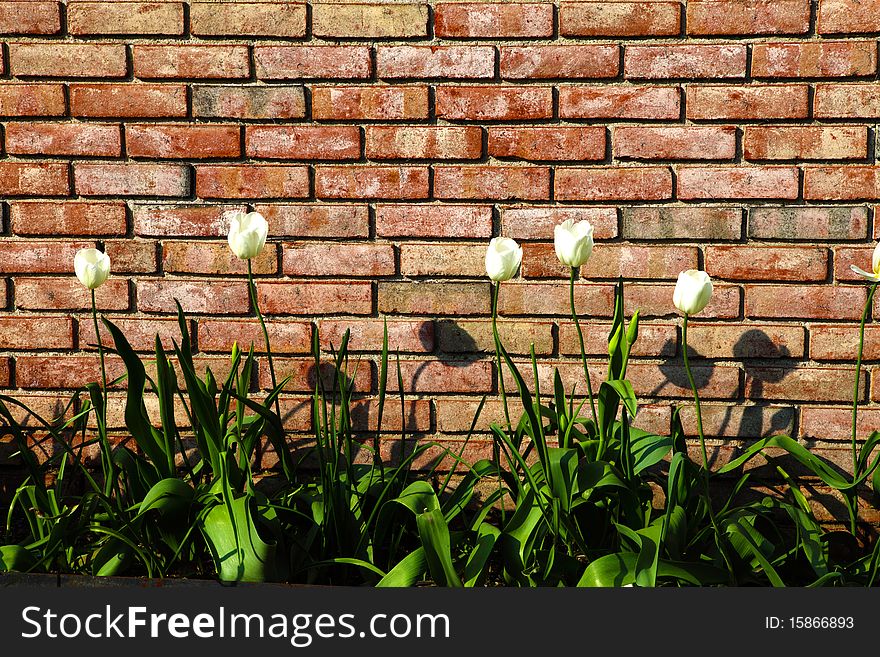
[851,242,880,282]
[485,237,522,282]
[227,211,269,260]
[554,218,594,268]
[74,248,110,290]
[673,269,713,316]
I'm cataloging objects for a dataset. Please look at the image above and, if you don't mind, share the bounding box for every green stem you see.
[569,269,599,448]
[491,282,512,432]
[248,259,281,419]
[91,289,114,497]
[850,281,877,534]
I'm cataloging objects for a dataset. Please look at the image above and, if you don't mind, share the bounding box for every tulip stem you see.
[491,282,512,433]
[248,259,281,420]
[850,281,877,533]
[91,289,114,498]
[569,269,599,448]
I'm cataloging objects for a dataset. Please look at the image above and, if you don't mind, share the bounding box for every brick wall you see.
[0,0,878,473]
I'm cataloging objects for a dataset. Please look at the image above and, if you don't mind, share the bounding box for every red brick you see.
[677,167,799,200]
[133,45,250,80]
[378,282,488,315]
[559,321,676,357]
[132,204,245,237]
[706,246,828,282]
[745,284,866,320]
[162,241,278,276]
[560,2,681,36]
[800,406,880,441]
[17,355,124,390]
[489,126,605,161]
[0,2,60,35]
[0,84,64,116]
[127,124,241,159]
[809,324,880,360]
[625,282,741,319]
[0,162,68,196]
[0,240,89,273]
[138,280,250,315]
[437,318,554,355]
[500,45,619,79]
[315,166,429,199]
[255,204,370,239]
[522,243,697,280]
[366,126,482,160]
[687,0,810,35]
[5,122,121,157]
[259,357,372,394]
[312,86,429,120]
[555,167,672,201]
[104,240,157,274]
[814,84,880,118]
[749,206,867,241]
[10,201,127,236]
[389,360,493,394]
[614,126,735,160]
[623,207,741,240]
[434,165,550,200]
[196,165,309,199]
[744,126,867,161]
[255,46,371,80]
[804,166,880,200]
[282,242,395,277]
[246,126,361,161]
[678,404,795,439]
[501,206,618,240]
[818,0,880,33]
[257,281,373,316]
[192,85,305,119]
[376,204,492,238]
[745,366,861,403]
[67,1,184,35]
[16,277,129,311]
[631,362,740,400]
[191,2,305,37]
[80,316,181,352]
[198,319,312,355]
[312,3,428,38]
[435,86,553,121]
[399,243,485,277]
[559,86,680,120]
[686,85,809,120]
[434,2,553,38]
[0,316,71,350]
[76,163,188,197]
[377,46,494,79]
[833,246,878,282]
[10,42,126,77]
[752,41,876,78]
[318,319,434,353]
[498,282,615,317]
[625,45,747,79]
[70,84,187,118]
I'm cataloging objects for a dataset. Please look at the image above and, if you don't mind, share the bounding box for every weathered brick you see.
[500,45,619,79]
[502,206,618,240]
[246,126,361,161]
[162,241,278,276]
[133,45,251,80]
[138,280,250,314]
[814,84,880,118]
[745,366,862,403]
[76,164,189,197]
[434,165,551,200]
[10,201,127,236]
[193,85,305,120]
[70,84,187,118]
[688,0,810,35]
[0,162,68,196]
[191,2,306,37]
[377,46,494,79]
[752,41,877,78]
[804,166,880,200]
[319,319,434,353]
[17,355,124,390]
[559,86,680,120]
[104,240,157,274]
[623,207,741,240]
[257,281,373,316]
[132,204,246,237]
[16,277,129,311]
[376,204,492,238]
[365,126,481,160]
[0,2,60,35]
[255,46,371,80]
[315,166,429,199]
[127,124,241,159]
[389,360,493,394]
[0,241,91,273]
[196,165,309,199]
[800,406,880,441]
[678,404,795,439]
[255,204,370,238]
[435,86,553,121]
[199,319,312,354]
[312,86,429,120]
[399,243,485,277]
[435,3,553,38]
[437,318,554,355]
[745,284,866,320]
[498,282,615,317]
[489,126,605,161]
[686,85,809,120]
[560,2,681,37]
[0,84,64,116]
[378,282,489,315]
[625,282,741,319]
[10,42,126,78]
[744,126,868,161]
[522,243,697,280]
[677,167,799,200]
[555,167,673,201]
[810,324,880,360]
[5,123,121,157]
[706,246,828,281]
[68,1,184,35]
[283,242,395,277]
[312,3,428,38]
[833,246,879,281]
[625,45,747,79]
[559,321,677,357]
[614,126,736,160]
[749,206,868,240]
[81,317,182,352]
[818,0,880,33]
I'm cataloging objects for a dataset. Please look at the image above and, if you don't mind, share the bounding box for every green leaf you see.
[416,508,462,587]
[578,553,728,587]
[0,545,37,572]
[377,548,427,587]
[200,496,277,583]
[463,523,500,587]
[630,427,674,475]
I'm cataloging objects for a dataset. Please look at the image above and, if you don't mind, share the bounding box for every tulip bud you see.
[554,218,594,268]
[485,237,522,282]
[227,211,269,260]
[673,269,713,316]
[851,241,880,282]
[74,248,111,290]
